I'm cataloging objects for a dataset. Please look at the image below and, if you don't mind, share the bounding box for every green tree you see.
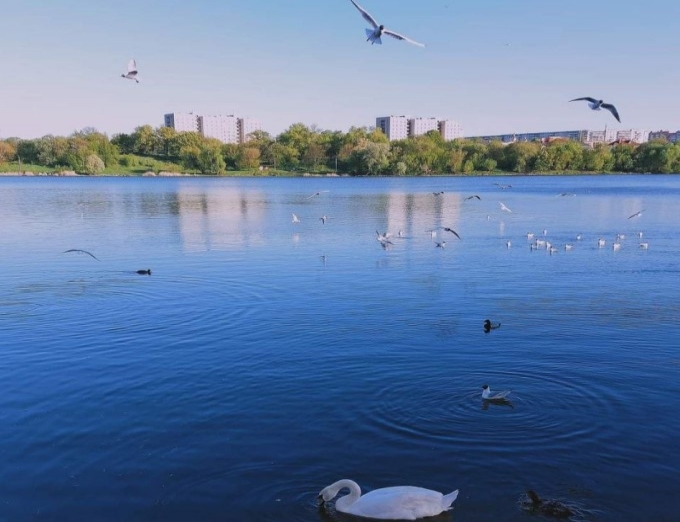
[198,145,227,175]
[0,141,17,163]
[236,147,261,170]
[84,154,105,174]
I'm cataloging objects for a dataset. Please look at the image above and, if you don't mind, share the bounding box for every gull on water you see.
[121,59,139,83]
[612,242,622,251]
[598,238,606,248]
[320,215,328,224]
[349,0,425,47]
[63,249,99,261]
[570,97,620,122]
[499,201,512,213]
[483,319,501,333]
[506,241,512,248]
[640,242,649,249]
[292,213,301,223]
[481,384,510,400]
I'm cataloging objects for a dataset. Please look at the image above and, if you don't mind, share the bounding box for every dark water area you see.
[1,175,679,521]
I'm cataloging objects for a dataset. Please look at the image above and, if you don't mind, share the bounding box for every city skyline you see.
[2,0,680,140]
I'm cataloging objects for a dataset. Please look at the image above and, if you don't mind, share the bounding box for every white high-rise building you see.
[164,112,199,133]
[615,129,649,144]
[376,116,409,141]
[409,117,439,137]
[238,118,262,143]
[438,120,463,141]
[198,115,239,144]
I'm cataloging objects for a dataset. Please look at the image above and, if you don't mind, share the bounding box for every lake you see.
[1,175,679,522]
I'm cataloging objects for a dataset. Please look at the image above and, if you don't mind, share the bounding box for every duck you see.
[482,384,511,400]
[524,490,574,519]
[136,269,151,275]
[318,479,458,520]
[483,319,501,333]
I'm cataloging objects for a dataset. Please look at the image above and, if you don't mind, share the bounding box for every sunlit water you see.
[1,175,679,521]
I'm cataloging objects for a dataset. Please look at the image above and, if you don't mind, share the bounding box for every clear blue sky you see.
[2,0,679,139]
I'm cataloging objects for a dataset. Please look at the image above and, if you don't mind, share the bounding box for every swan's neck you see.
[331,479,362,511]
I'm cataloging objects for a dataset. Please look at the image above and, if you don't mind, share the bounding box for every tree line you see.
[1,123,680,175]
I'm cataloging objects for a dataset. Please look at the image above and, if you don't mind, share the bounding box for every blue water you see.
[1,175,679,521]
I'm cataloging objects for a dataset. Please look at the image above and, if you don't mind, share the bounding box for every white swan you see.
[319,479,459,520]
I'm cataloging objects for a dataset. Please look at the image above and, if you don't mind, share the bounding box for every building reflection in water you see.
[176,186,267,252]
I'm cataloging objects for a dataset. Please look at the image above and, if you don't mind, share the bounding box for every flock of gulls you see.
[292,183,615,519]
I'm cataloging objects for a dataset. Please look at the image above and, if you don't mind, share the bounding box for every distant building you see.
[164,112,199,133]
[438,120,463,141]
[649,130,680,143]
[198,115,239,144]
[376,116,409,141]
[409,117,439,137]
[468,129,650,145]
[238,118,262,143]
[165,112,262,144]
[376,116,463,141]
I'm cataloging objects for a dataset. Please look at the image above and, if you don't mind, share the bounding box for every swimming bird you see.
[349,0,425,47]
[628,209,644,219]
[440,227,461,240]
[121,59,139,83]
[639,242,649,249]
[481,384,510,400]
[499,201,512,213]
[136,269,151,275]
[506,241,512,248]
[292,213,301,223]
[570,97,620,122]
[318,479,458,520]
[598,238,606,248]
[524,490,574,519]
[612,242,621,251]
[320,215,328,224]
[483,319,501,333]
[306,190,330,200]
[465,195,481,200]
[63,249,99,261]
[564,244,573,251]
[526,232,534,239]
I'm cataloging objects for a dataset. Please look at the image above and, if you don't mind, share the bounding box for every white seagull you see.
[292,213,301,223]
[349,0,425,47]
[499,201,512,213]
[482,384,511,400]
[570,97,620,122]
[121,59,139,83]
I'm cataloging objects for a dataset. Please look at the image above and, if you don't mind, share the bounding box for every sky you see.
[2,0,680,139]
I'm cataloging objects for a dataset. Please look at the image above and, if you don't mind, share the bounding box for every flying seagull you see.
[627,210,644,219]
[440,227,462,240]
[465,195,481,200]
[63,249,99,261]
[349,0,425,47]
[121,59,139,83]
[305,190,330,200]
[499,201,512,213]
[570,97,620,122]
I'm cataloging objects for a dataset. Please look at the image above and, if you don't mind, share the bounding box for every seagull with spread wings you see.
[349,0,425,47]
[121,59,139,83]
[570,97,620,122]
